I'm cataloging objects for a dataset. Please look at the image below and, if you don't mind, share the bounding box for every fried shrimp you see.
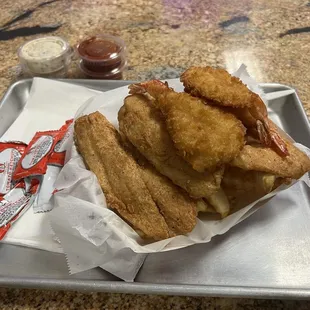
[129,80,245,172]
[118,94,224,198]
[181,66,288,157]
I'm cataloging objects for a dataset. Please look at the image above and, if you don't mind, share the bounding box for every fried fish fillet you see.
[181,66,257,108]
[222,166,277,213]
[122,134,217,217]
[118,94,223,199]
[152,90,246,172]
[119,136,199,234]
[230,143,310,179]
[138,163,198,235]
[74,111,170,240]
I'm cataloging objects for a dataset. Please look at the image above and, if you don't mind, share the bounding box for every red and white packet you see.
[13,130,66,181]
[0,142,27,195]
[48,119,73,167]
[0,119,74,235]
[0,178,40,240]
[32,120,73,213]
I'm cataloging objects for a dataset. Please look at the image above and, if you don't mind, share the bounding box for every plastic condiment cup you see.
[18,36,72,77]
[76,34,127,79]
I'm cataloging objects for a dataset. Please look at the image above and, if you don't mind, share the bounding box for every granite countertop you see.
[1,288,310,310]
[1,0,310,308]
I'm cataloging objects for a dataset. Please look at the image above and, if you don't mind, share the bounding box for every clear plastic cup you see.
[18,36,72,77]
[76,34,127,79]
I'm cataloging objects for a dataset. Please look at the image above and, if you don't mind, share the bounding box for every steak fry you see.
[74,111,170,240]
[118,94,224,199]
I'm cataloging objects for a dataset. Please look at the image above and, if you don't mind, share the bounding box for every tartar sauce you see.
[18,36,72,76]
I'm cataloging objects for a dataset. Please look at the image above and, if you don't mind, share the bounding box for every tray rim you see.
[1,277,310,299]
[0,77,299,100]
[1,78,310,299]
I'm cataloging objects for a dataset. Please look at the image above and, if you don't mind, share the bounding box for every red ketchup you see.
[77,35,127,79]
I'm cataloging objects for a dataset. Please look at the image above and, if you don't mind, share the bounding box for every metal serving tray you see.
[1,79,310,299]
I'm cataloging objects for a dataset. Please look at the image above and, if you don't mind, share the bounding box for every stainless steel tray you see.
[1,79,310,299]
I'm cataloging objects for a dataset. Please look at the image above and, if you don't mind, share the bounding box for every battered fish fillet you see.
[139,164,198,235]
[181,66,258,108]
[119,136,199,234]
[153,90,246,172]
[230,143,310,179]
[74,112,170,240]
[118,94,223,199]
[222,167,277,213]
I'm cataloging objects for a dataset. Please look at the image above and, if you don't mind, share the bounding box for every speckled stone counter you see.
[1,288,310,310]
[1,0,310,308]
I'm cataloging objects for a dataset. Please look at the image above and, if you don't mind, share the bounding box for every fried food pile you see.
[75,111,200,240]
[74,66,310,241]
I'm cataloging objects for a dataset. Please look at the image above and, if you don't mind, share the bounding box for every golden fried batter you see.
[181,66,258,108]
[139,164,198,235]
[74,112,170,240]
[222,167,276,213]
[118,94,223,199]
[154,91,246,172]
[181,67,289,157]
[230,143,310,179]
[119,136,199,235]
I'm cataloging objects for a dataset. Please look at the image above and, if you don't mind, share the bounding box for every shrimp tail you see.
[128,83,148,95]
[250,99,289,157]
[129,80,172,99]
[257,120,272,146]
[267,119,289,156]
[258,119,289,157]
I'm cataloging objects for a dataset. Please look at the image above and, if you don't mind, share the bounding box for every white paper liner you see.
[0,78,100,254]
[47,65,310,281]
